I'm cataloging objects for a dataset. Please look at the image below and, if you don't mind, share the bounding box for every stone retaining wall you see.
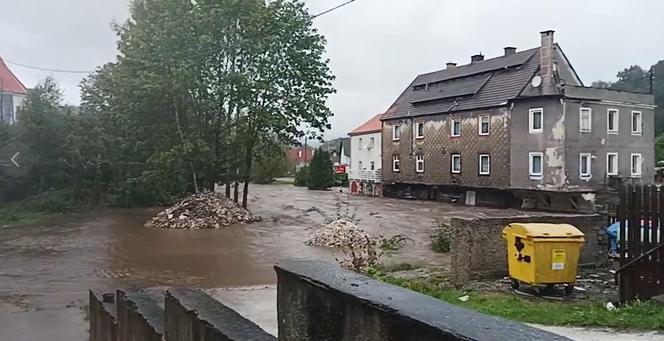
[275,259,570,341]
[450,214,608,284]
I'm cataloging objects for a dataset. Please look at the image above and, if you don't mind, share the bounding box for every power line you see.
[4,59,96,74]
[3,0,362,75]
[312,0,357,18]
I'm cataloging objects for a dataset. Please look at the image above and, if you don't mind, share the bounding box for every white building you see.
[0,57,27,125]
[349,113,383,196]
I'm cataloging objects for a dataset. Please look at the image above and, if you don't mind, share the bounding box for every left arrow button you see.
[11,152,20,168]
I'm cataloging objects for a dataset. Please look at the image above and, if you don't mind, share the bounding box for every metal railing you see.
[348,169,382,182]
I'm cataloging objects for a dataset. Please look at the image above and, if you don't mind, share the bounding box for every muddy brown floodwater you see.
[0,184,533,340]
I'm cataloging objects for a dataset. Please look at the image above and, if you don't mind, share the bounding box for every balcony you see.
[349,169,382,183]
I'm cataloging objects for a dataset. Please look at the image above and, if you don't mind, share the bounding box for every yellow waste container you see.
[502,223,585,293]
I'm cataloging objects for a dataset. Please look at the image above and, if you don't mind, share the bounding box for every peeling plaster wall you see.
[381,107,511,188]
[564,100,655,189]
[510,97,567,190]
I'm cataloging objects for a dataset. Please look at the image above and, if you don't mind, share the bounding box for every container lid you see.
[504,223,585,238]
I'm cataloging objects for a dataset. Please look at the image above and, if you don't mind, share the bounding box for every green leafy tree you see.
[307,148,334,190]
[79,0,335,208]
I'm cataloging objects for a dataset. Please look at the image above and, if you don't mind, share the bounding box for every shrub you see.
[430,220,453,253]
[307,148,334,190]
[294,166,309,187]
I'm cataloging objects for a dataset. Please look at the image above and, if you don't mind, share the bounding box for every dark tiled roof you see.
[383,48,541,120]
[410,75,491,104]
[321,137,351,158]
[413,49,536,86]
[563,85,655,105]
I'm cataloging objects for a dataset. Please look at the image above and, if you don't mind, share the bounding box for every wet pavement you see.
[0,184,546,340]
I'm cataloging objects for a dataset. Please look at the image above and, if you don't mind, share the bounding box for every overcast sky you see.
[1,0,663,139]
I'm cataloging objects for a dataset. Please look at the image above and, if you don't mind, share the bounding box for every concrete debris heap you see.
[306,219,375,249]
[145,191,261,229]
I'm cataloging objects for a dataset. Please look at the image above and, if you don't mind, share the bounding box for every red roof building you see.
[349,113,383,136]
[0,57,28,125]
[287,146,315,168]
[0,57,27,95]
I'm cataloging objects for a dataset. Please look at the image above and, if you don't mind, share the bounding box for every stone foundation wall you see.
[450,214,608,284]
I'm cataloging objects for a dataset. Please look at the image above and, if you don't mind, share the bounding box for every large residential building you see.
[0,57,27,125]
[381,31,655,211]
[348,113,383,196]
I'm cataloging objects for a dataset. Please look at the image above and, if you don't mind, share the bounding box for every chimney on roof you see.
[471,54,484,63]
[540,30,555,94]
[446,62,457,69]
[504,47,517,56]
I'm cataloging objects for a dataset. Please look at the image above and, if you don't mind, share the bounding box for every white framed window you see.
[479,116,490,136]
[392,155,400,172]
[358,138,363,150]
[415,155,425,173]
[451,119,461,137]
[631,153,642,177]
[393,125,401,141]
[529,108,543,133]
[415,122,424,139]
[606,152,618,176]
[580,107,592,132]
[451,154,461,174]
[529,152,543,179]
[631,111,642,135]
[370,161,375,171]
[579,153,592,178]
[607,109,619,134]
[478,154,490,175]
[369,137,375,149]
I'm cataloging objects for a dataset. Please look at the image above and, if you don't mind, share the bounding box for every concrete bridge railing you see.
[90,260,570,341]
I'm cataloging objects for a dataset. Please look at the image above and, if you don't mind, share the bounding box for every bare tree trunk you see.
[225,182,231,198]
[233,168,239,202]
[241,135,256,209]
[173,101,199,193]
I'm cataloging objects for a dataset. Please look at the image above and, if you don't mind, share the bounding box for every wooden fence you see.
[616,185,664,302]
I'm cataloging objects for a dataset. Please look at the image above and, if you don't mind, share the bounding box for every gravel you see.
[145,191,261,229]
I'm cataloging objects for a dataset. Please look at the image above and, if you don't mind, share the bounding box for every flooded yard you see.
[0,184,537,340]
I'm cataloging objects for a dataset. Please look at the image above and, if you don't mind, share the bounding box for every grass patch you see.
[368,269,664,330]
[0,189,80,226]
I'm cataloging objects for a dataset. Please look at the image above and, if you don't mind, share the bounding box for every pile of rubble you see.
[306,219,375,249]
[145,191,261,229]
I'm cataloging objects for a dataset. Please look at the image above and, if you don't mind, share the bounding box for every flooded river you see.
[0,184,530,340]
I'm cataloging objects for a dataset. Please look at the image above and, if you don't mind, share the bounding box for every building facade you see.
[0,57,27,125]
[320,137,351,168]
[348,113,383,196]
[381,31,655,210]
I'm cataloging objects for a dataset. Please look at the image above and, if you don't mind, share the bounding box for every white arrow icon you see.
[11,152,20,168]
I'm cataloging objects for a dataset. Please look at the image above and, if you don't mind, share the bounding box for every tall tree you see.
[79,0,335,208]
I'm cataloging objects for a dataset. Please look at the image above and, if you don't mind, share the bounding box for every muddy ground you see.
[0,184,609,340]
